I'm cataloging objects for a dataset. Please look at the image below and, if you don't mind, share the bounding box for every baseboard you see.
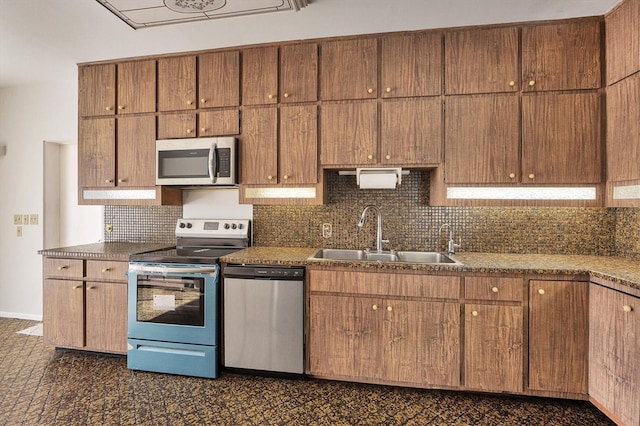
[0,311,43,321]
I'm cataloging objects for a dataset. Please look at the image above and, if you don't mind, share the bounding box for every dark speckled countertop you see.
[221,247,640,294]
[38,242,173,261]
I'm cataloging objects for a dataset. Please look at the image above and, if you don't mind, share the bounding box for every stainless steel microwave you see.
[156,137,237,186]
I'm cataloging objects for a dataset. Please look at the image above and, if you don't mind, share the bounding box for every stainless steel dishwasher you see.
[222,265,304,375]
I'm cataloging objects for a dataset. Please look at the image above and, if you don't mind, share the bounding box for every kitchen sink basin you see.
[311,249,459,264]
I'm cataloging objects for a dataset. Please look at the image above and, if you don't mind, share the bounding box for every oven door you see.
[127,263,219,346]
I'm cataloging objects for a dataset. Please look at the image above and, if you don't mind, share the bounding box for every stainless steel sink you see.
[311,249,458,264]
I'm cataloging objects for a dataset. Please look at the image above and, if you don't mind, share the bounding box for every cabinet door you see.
[158,56,196,111]
[320,38,377,101]
[522,92,601,184]
[157,113,197,139]
[85,282,128,354]
[280,105,318,184]
[280,43,318,103]
[240,107,277,184]
[465,304,523,393]
[78,64,116,117]
[199,109,239,137]
[522,20,601,91]
[353,297,384,380]
[117,115,156,187]
[78,118,115,188]
[529,280,588,394]
[198,51,240,108]
[308,294,356,377]
[607,73,640,182]
[320,102,377,166]
[242,46,278,106]
[445,94,519,183]
[380,97,442,165]
[590,285,640,426]
[43,279,84,349]
[606,0,640,84]
[381,32,442,97]
[117,60,156,114]
[445,27,519,94]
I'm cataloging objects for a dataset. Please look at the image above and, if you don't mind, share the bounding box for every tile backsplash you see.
[103,171,639,259]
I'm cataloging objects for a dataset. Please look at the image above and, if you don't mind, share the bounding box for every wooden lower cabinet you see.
[589,283,640,426]
[85,281,128,353]
[43,279,85,349]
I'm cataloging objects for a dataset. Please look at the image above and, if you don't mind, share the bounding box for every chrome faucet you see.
[439,223,460,254]
[357,205,388,252]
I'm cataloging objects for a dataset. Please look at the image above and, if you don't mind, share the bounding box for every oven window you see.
[158,149,209,178]
[136,276,205,326]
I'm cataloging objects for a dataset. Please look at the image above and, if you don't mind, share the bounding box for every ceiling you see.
[0,0,622,88]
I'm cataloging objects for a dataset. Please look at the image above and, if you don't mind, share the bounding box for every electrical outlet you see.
[322,223,332,238]
[29,214,38,225]
[13,214,22,225]
[16,226,22,237]
[22,214,29,225]
[105,224,113,233]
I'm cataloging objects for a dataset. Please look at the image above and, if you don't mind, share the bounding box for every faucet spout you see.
[439,223,460,255]
[357,205,387,252]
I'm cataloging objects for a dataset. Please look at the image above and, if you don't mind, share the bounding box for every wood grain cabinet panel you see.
[380,97,442,165]
[117,60,156,114]
[444,94,519,183]
[116,115,156,187]
[199,109,240,137]
[464,304,523,393]
[280,43,318,103]
[528,280,588,394]
[86,260,128,282]
[381,32,442,97]
[242,46,278,105]
[158,56,196,111]
[606,73,640,183]
[589,284,640,426]
[198,51,240,108]
[522,92,601,184]
[280,105,318,184]
[320,38,377,101]
[43,258,84,279]
[445,27,519,94]
[85,282,128,354]
[522,20,601,91]
[78,63,116,117]
[320,101,377,166]
[240,107,278,184]
[465,276,523,302]
[78,118,116,188]
[43,279,85,349]
[157,113,197,139]
[606,0,640,84]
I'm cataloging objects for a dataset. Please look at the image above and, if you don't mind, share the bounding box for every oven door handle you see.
[128,264,218,274]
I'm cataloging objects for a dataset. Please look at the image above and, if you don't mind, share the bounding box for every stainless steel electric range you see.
[127,218,250,379]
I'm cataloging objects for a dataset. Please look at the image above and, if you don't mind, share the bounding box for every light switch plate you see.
[29,214,38,225]
[322,223,332,238]
[16,226,22,237]
[13,214,22,225]
[22,214,29,225]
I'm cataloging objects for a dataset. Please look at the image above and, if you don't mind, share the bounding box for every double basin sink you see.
[310,249,459,265]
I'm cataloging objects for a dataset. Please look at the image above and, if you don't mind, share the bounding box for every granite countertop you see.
[38,242,173,261]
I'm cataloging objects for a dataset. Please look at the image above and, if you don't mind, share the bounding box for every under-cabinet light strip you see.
[447,187,597,200]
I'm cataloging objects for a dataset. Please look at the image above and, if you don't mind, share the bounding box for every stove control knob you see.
[224,223,230,229]
[238,223,244,230]
[186,223,192,229]
[179,222,186,228]
[232,223,237,229]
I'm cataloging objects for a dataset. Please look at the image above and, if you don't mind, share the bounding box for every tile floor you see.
[1,318,614,425]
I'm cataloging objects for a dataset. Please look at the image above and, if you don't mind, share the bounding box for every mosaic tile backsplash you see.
[103,172,639,259]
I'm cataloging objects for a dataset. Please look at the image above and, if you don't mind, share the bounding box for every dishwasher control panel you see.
[223,265,304,280]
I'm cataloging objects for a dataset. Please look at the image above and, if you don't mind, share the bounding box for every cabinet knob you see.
[528,173,535,179]
[57,266,68,270]
[622,305,633,313]
[386,306,393,312]
[118,105,125,110]
[472,310,478,316]
[385,87,391,93]
[284,93,290,98]
[385,154,391,160]
[201,127,207,133]
[187,100,193,105]
[118,178,127,183]
[267,175,273,180]
[105,179,114,183]
[200,98,206,104]
[268,94,274,100]
[509,173,516,179]
[87,286,96,290]
[491,286,499,293]
[283,175,289,180]
[105,106,112,111]
[528,80,536,86]
[367,88,374,94]
[367,154,373,160]
[73,285,82,289]
[186,129,193,134]
[508,80,515,87]
[538,289,545,295]
[372,304,378,311]
[101,268,110,273]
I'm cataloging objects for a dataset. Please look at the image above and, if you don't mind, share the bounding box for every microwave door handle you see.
[208,142,218,183]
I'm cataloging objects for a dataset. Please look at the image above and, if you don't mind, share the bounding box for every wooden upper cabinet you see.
[528,280,588,394]
[381,32,442,97]
[380,97,442,165]
[117,115,156,187]
[242,46,278,106]
[280,43,318,103]
[199,109,240,137]
[320,38,377,101]
[158,56,196,111]
[522,92,601,184]
[117,60,156,114]
[522,20,601,91]
[607,73,640,182]
[445,27,519,94]
[198,51,240,108]
[240,107,278,184]
[280,105,318,184]
[157,113,197,139]
[78,64,116,117]
[445,94,519,183]
[320,101,377,166]
[606,0,640,85]
[78,118,116,188]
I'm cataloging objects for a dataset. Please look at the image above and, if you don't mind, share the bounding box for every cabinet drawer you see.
[465,276,523,302]
[44,258,84,279]
[86,260,128,282]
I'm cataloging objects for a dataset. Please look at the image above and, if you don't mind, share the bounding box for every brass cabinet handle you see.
[372,304,378,311]
[118,178,126,183]
[538,289,545,295]
[101,268,110,273]
[268,94,274,100]
[491,286,499,293]
[622,305,633,313]
[367,154,373,160]
[283,175,289,180]
[186,129,193,134]
[385,87,391,93]
[472,310,478,316]
[201,128,207,133]
[267,175,273,180]
[105,179,114,184]
[187,100,193,105]
[283,93,290,98]
[385,155,391,160]
[73,285,82,289]
[386,306,393,312]
[87,286,96,290]
[367,88,374,94]
[528,80,536,86]
[118,105,125,110]
[105,106,112,111]
[508,80,515,87]
[57,266,68,270]
[528,173,535,179]
[509,173,515,179]
[200,98,206,104]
